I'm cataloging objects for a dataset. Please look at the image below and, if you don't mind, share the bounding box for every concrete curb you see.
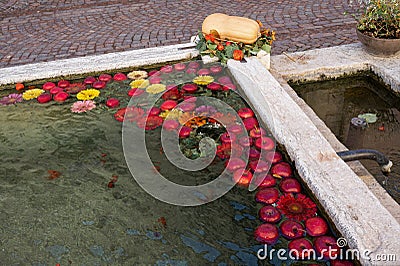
[0,43,198,86]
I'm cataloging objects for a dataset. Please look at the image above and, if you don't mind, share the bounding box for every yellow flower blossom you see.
[22,89,45,100]
[159,109,183,120]
[130,79,149,89]
[76,89,100,100]
[127,70,148,80]
[146,84,166,94]
[193,75,214,86]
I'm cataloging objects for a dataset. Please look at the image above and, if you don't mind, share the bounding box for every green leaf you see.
[207,43,217,50]
[225,45,235,58]
[358,113,377,124]
[261,44,271,53]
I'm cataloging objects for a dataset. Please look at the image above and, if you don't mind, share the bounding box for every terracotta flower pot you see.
[356,29,400,57]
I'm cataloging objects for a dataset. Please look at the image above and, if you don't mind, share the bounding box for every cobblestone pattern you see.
[0,0,362,68]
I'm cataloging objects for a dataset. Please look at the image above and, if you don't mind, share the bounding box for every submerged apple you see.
[279,178,302,193]
[255,188,279,204]
[42,82,56,91]
[271,162,293,177]
[288,238,314,260]
[259,205,281,223]
[258,174,277,188]
[314,236,340,259]
[254,223,279,244]
[233,168,253,187]
[280,220,305,239]
[37,93,52,103]
[53,91,69,102]
[305,217,328,237]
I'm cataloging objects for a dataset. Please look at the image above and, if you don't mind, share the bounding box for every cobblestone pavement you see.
[0,0,362,68]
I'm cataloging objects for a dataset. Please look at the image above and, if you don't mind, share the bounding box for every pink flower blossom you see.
[71,100,96,113]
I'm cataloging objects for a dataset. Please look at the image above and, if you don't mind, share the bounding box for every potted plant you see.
[356,0,400,56]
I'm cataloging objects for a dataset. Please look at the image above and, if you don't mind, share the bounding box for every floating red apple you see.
[184,96,197,102]
[248,148,261,159]
[314,236,340,259]
[220,132,236,144]
[113,73,127,81]
[305,217,328,237]
[259,205,281,223]
[37,93,52,103]
[42,82,56,91]
[92,81,106,89]
[174,63,186,71]
[250,160,270,174]
[223,83,236,91]
[57,80,70,88]
[210,65,223,74]
[280,178,302,193]
[182,84,198,93]
[98,74,112,82]
[271,162,293,177]
[163,120,179,131]
[148,107,161,116]
[197,68,210,75]
[226,157,246,172]
[254,223,279,244]
[227,124,243,135]
[233,168,253,187]
[188,61,200,69]
[238,108,254,119]
[186,68,197,75]
[239,136,253,147]
[149,76,162,84]
[160,65,173,73]
[177,102,196,112]
[250,127,266,138]
[288,238,314,260]
[84,76,96,85]
[106,98,120,108]
[206,82,221,91]
[179,126,192,138]
[218,76,232,85]
[53,91,69,102]
[255,188,279,204]
[148,70,159,76]
[243,117,258,131]
[160,100,177,111]
[258,174,277,188]
[49,87,63,95]
[280,220,305,239]
[255,137,275,151]
[264,151,283,164]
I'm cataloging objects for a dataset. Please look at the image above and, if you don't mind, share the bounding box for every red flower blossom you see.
[125,106,145,122]
[65,82,86,94]
[137,115,163,130]
[114,107,144,122]
[162,87,182,101]
[276,193,317,222]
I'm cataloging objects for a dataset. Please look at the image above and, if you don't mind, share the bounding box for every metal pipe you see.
[337,149,393,174]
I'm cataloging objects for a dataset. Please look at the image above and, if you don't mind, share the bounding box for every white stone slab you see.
[228,57,400,266]
[0,42,198,86]
[271,43,400,92]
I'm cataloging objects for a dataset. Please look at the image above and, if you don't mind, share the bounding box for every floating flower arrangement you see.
[1,61,354,265]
